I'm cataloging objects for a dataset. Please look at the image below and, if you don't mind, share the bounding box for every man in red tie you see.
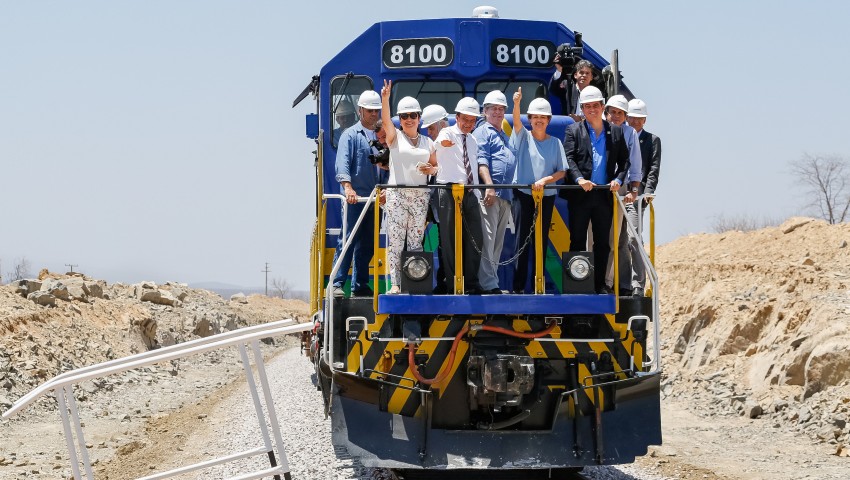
[433,97,486,294]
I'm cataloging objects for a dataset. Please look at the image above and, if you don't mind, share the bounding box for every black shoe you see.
[599,285,614,295]
[632,287,644,297]
[352,287,373,297]
[432,284,448,294]
[465,287,485,295]
[618,288,632,297]
[488,288,503,294]
[511,289,525,294]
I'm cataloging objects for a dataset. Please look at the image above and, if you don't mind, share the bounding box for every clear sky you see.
[2,1,848,290]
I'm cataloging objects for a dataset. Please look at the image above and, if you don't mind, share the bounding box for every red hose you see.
[407,321,556,385]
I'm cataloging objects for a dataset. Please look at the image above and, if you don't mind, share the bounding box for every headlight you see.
[567,256,591,281]
[403,255,431,281]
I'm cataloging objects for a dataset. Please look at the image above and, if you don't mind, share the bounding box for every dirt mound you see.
[0,274,308,414]
[657,217,850,445]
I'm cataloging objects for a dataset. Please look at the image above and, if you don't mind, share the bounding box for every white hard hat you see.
[526,98,552,116]
[397,96,422,114]
[357,90,381,110]
[421,104,448,127]
[455,97,481,117]
[336,100,355,115]
[628,98,648,117]
[579,86,605,105]
[482,90,508,107]
[605,95,629,113]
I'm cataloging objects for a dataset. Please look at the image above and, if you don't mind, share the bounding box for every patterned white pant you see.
[385,188,431,288]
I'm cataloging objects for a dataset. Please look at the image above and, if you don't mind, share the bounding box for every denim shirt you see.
[334,123,386,196]
[473,122,516,201]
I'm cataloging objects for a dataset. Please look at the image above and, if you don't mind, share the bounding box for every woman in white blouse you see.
[380,79,437,293]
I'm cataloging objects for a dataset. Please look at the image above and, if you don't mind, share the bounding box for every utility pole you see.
[262,262,271,296]
[65,263,78,273]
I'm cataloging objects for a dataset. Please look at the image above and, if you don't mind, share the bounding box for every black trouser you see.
[436,186,483,292]
[513,190,555,293]
[428,187,446,290]
[567,189,613,293]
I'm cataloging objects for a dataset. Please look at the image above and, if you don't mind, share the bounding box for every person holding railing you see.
[331,90,386,298]
[509,88,566,294]
[380,80,436,294]
[603,94,643,296]
[562,86,630,294]
[473,90,516,294]
[626,98,661,296]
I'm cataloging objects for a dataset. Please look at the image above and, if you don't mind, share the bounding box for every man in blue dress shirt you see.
[473,90,516,294]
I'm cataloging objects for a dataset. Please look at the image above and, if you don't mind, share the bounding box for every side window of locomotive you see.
[330,76,373,148]
[389,80,463,116]
[476,80,546,115]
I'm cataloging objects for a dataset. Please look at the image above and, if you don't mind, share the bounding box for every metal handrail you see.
[321,189,378,366]
[614,193,662,374]
[3,319,311,480]
[3,319,301,419]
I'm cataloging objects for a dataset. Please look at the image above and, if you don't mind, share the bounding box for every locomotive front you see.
[296,7,663,475]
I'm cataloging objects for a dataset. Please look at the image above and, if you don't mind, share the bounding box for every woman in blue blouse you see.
[510,87,567,293]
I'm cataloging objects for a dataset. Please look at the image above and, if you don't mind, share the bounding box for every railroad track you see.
[390,468,591,480]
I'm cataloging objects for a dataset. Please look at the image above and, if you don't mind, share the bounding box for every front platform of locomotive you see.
[301,7,662,473]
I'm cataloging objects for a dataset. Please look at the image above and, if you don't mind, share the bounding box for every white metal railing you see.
[322,189,378,368]
[615,194,662,374]
[2,319,312,480]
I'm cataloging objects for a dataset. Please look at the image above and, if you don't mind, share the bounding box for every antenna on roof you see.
[472,6,499,18]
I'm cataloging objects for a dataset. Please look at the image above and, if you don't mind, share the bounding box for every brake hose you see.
[407,321,557,385]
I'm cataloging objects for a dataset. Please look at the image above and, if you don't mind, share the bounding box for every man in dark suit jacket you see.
[623,98,661,294]
[562,86,630,293]
[628,99,662,196]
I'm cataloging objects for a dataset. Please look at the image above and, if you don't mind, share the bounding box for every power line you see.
[262,262,271,296]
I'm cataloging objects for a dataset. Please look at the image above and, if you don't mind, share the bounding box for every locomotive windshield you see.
[388,80,463,116]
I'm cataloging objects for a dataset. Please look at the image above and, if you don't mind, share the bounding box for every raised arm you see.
[380,79,396,146]
[512,87,524,133]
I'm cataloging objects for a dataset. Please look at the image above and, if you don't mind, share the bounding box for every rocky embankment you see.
[656,217,850,453]
[0,272,306,418]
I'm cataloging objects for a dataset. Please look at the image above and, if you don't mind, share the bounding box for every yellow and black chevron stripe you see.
[345,313,646,417]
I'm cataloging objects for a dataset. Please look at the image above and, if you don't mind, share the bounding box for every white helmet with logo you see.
[421,104,448,127]
[605,94,629,113]
[526,98,552,116]
[357,90,382,110]
[627,98,648,118]
[482,90,508,107]
[397,96,422,114]
[578,86,605,105]
[455,97,482,117]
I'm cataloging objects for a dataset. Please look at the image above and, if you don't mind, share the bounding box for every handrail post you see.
[316,200,328,312]
[532,188,545,294]
[648,197,656,267]
[451,184,465,294]
[612,190,619,312]
[374,186,381,312]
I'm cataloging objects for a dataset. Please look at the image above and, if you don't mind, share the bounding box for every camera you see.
[368,139,389,167]
[556,31,584,69]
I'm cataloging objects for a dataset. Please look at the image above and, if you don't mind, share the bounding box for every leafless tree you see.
[8,257,32,282]
[791,154,850,224]
[710,213,781,233]
[271,277,292,298]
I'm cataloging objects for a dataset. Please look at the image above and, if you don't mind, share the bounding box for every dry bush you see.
[710,214,783,233]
